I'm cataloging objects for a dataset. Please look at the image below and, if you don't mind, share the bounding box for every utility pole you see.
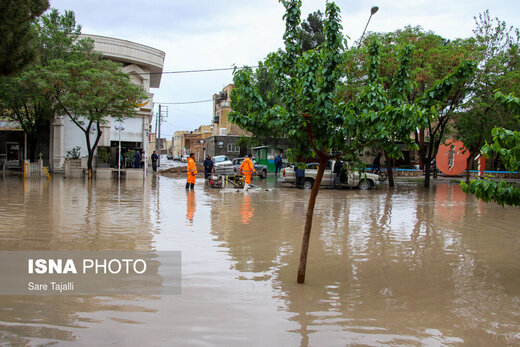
[156,105,161,168]
[155,105,168,168]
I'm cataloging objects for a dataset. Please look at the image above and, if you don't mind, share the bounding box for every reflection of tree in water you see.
[210,185,520,345]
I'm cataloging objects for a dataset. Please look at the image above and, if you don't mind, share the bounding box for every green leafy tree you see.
[0,0,49,76]
[300,10,325,52]
[40,58,147,176]
[0,9,92,162]
[343,27,477,187]
[232,0,352,283]
[461,92,520,207]
[353,40,419,187]
[454,11,520,183]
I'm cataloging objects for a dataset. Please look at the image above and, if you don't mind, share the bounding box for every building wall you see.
[212,84,248,137]
[173,131,188,157]
[206,135,244,159]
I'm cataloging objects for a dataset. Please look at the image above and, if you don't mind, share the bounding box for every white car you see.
[212,155,232,166]
[212,155,234,175]
[281,160,380,190]
[181,155,190,163]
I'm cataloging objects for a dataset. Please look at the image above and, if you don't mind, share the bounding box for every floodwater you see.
[0,174,519,346]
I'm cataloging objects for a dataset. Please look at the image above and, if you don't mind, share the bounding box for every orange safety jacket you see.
[240,157,256,184]
[187,157,197,183]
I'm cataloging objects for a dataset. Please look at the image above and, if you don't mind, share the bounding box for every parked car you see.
[231,157,268,179]
[173,156,181,161]
[181,155,190,163]
[166,154,173,160]
[281,160,380,190]
[212,155,234,175]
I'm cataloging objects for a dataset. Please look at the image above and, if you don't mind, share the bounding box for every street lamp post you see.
[115,124,125,180]
[358,6,379,48]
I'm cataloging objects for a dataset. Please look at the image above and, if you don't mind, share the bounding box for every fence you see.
[23,160,43,178]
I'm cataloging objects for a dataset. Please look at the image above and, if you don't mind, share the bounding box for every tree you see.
[41,58,147,176]
[352,40,418,188]
[343,27,476,187]
[0,9,92,162]
[231,0,353,283]
[454,11,520,183]
[300,10,325,52]
[461,92,520,207]
[0,0,49,76]
[0,71,52,162]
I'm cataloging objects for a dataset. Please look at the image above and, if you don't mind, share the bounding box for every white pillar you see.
[52,115,65,170]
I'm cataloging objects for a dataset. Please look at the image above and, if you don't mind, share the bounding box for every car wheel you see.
[358,179,372,190]
[303,179,314,190]
[260,170,267,179]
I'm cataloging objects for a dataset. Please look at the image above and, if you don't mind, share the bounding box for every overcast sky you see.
[48,0,519,139]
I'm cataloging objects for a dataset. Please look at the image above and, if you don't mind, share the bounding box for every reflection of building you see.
[50,34,165,171]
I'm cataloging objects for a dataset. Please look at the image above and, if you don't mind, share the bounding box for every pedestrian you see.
[151,150,159,172]
[274,152,283,178]
[294,162,305,189]
[332,160,343,189]
[240,154,256,191]
[133,150,141,169]
[372,153,382,174]
[140,151,146,169]
[203,155,214,179]
[186,153,197,189]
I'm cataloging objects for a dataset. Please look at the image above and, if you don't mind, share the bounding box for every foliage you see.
[454,11,520,182]
[231,0,350,283]
[0,9,92,161]
[39,57,148,173]
[96,147,110,164]
[0,0,49,76]
[461,92,520,206]
[300,10,325,52]
[342,26,477,187]
[66,146,81,159]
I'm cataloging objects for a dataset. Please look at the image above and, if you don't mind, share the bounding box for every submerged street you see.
[0,175,519,345]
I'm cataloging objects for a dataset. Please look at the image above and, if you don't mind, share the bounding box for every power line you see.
[129,66,258,75]
[156,99,213,105]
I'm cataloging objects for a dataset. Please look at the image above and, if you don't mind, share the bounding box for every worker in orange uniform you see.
[239,153,256,191]
[186,153,197,189]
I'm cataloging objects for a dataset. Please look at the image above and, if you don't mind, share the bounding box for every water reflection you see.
[185,190,196,225]
[0,176,519,345]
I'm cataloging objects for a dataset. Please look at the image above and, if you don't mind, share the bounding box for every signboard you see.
[436,140,470,176]
[0,119,23,131]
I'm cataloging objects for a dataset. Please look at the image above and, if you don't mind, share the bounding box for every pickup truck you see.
[231,157,268,179]
[214,157,269,178]
[213,155,235,175]
[281,160,380,190]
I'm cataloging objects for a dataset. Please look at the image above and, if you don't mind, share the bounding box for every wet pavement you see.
[0,173,519,346]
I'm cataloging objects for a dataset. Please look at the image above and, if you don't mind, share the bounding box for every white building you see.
[50,34,165,171]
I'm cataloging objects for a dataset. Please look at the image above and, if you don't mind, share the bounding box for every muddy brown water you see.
[0,175,519,346]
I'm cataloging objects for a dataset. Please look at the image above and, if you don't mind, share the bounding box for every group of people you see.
[126,149,159,172]
[185,152,262,191]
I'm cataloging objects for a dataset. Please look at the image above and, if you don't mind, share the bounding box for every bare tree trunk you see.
[297,155,327,284]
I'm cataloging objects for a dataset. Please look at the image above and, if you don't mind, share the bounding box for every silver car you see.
[281,160,380,190]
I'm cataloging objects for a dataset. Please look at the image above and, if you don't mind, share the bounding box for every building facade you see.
[50,34,165,171]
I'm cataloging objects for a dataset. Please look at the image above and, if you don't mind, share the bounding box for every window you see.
[227,144,240,153]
